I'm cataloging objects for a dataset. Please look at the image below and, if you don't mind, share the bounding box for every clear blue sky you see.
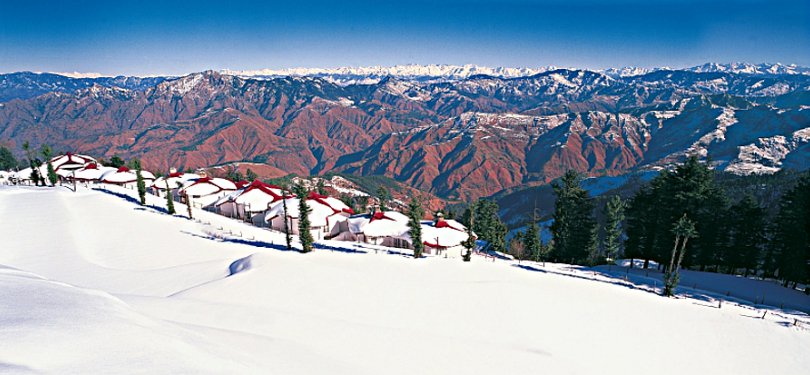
[1,0,808,76]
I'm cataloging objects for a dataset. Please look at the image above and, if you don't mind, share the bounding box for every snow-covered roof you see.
[100,166,156,184]
[48,153,97,171]
[420,219,470,248]
[348,211,410,238]
[71,163,118,182]
[152,172,201,190]
[179,177,237,197]
[265,192,354,227]
[214,180,286,211]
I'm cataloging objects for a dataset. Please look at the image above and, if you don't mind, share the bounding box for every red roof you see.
[241,180,285,201]
[370,211,393,222]
[435,219,464,232]
[306,191,355,215]
[116,166,130,173]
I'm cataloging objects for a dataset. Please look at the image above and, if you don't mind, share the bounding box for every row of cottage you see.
[1,153,472,257]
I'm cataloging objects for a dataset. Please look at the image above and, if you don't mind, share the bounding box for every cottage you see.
[265,192,354,240]
[178,177,238,208]
[151,170,201,198]
[48,153,97,173]
[100,166,156,189]
[214,180,286,224]
[71,163,117,184]
[339,211,411,248]
[420,218,472,257]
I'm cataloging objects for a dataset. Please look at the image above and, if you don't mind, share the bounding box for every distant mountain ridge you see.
[1,64,809,200]
[221,63,810,84]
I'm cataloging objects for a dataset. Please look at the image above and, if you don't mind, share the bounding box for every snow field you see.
[0,185,809,374]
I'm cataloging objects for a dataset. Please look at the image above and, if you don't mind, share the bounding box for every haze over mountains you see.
[1,63,809,200]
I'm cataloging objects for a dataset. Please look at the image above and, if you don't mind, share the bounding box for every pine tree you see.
[773,174,810,289]
[136,169,147,205]
[377,186,390,212]
[40,144,57,186]
[109,155,125,168]
[602,195,625,263]
[473,199,507,253]
[523,214,542,261]
[407,197,424,258]
[22,141,41,186]
[726,195,765,276]
[624,157,729,271]
[460,203,476,262]
[282,186,293,250]
[316,179,327,195]
[294,183,314,253]
[550,170,596,265]
[245,168,258,182]
[664,214,698,296]
[165,180,176,215]
[0,146,18,170]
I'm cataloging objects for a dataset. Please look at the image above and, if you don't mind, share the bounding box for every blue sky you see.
[1,0,808,76]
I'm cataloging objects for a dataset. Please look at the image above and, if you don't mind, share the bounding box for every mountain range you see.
[1,63,808,201]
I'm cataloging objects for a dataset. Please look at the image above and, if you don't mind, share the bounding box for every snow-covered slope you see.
[1,186,809,374]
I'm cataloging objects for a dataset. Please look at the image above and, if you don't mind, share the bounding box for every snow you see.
[1,186,809,374]
[222,64,555,84]
[72,164,117,182]
[725,127,810,175]
[152,172,201,190]
[348,211,410,238]
[179,177,237,205]
[264,193,352,227]
[99,167,156,184]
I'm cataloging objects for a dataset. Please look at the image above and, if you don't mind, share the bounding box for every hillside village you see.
[2,150,810,374]
[1,152,475,258]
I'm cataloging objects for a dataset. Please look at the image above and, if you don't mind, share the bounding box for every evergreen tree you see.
[109,155,125,168]
[316,179,327,195]
[294,183,314,253]
[245,168,258,182]
[339,193,355,213]
[624,157,729,271]
[473,199,507,253]
[407,197,425,258]
[726,195,766,276]
[772,174,810,288]
[40,144,57,186]
[282,186,293,250]
[127,158,142,170]
[663,214,698,296]
[460,203,476,262]
[523,214,542,261]
[602,195,625,262]
[22,141,41,186]
[0,146,17,170]
[550,170,597,265]
[225,166,243,182]
[377,186,391,212]
[165,180,176,215]
[30,163,43,186]
[136,169,147,205]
